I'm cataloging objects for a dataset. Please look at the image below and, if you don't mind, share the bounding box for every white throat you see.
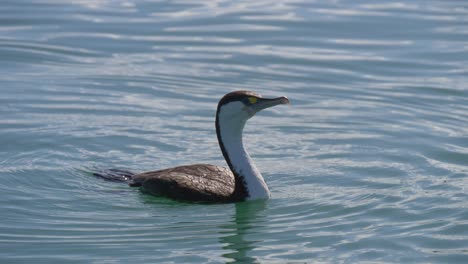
[217,102,271,200]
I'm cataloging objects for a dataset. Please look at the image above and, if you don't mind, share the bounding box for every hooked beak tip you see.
[279,96,290,105]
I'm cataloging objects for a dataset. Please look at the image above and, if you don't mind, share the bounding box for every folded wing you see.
[129,164,235,202]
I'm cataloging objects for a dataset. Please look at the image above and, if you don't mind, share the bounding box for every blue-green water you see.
[1,0,468,263]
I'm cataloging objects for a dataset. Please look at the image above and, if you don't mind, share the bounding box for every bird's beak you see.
[252,96,290,113]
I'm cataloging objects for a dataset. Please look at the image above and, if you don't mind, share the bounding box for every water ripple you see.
[1,0,468,263]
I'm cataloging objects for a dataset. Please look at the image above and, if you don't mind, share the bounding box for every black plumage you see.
[129,164,247,203]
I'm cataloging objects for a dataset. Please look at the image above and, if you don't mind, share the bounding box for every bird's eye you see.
[247,97,258,104]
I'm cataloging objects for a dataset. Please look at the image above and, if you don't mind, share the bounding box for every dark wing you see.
[129,164,235,202]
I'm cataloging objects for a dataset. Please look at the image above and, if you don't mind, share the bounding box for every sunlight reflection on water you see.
[1,0,467,263]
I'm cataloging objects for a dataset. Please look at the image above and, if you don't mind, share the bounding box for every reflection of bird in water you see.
[221,201,267,263]
[93,91,289,203]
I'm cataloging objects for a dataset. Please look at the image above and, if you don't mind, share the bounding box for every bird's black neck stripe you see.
[215,105,249,202]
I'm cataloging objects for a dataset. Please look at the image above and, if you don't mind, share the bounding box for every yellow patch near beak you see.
[248,97,258,104]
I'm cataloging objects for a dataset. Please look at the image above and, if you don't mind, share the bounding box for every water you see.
[1,0,468,263]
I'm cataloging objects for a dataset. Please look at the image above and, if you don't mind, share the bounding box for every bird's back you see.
[129,164,235,202]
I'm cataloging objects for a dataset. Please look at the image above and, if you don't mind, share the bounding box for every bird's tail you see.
[91,168,136,183]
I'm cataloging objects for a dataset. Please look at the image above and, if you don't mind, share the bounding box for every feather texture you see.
[129,164,239,202]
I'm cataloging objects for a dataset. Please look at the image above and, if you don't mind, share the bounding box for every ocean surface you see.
[1,0,468,263]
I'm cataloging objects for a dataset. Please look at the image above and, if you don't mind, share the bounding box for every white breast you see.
[217,101,271,200]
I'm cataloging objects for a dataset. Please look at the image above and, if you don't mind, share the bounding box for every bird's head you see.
[216,91,289,124]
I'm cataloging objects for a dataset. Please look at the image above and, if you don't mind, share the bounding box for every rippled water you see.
[1,0,468,263]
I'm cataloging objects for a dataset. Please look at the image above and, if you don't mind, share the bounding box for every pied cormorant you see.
[94,90,289,203]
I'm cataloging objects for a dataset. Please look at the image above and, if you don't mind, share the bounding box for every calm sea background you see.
[1,0,468,263]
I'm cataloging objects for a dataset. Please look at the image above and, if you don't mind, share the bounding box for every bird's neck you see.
[216,114,270,201]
